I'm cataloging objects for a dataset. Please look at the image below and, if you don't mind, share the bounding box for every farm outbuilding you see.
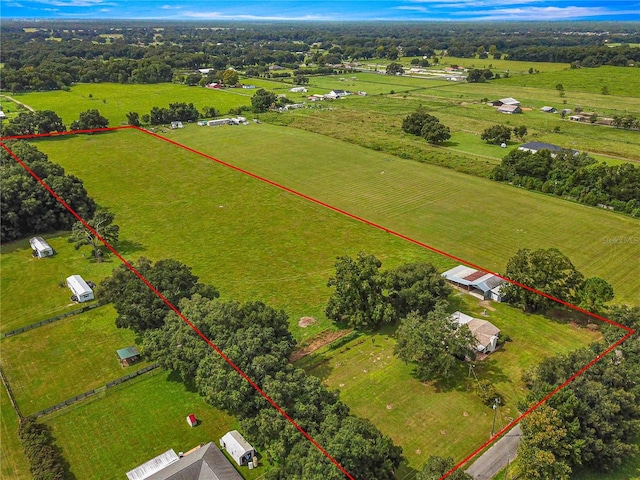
[220,430,255,466]
[186,413,197,427]
[498,105,522,114]
[66,275,94,302]
[518,142,578,156]
[29,237,54,258]
[117,346,140,367]
[441,265,505,302]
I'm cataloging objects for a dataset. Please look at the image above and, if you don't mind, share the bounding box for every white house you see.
[220,431,255,467]
[289,86,308,93]
[29,237,54,258]
[451,311,501,354]
[66,275,94,303]
[326,89,348,99]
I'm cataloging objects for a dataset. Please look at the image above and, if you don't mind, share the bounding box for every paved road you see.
[466,424,522,480]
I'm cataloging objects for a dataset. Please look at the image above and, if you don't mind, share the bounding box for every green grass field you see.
[31,128,453,340]
[302,291,600,475]
[0,387,30,480]
[1,304,150,416]
[163,123,640,306]
[11,83,253,125]
[43,369,270,480]
[0,234,117,333]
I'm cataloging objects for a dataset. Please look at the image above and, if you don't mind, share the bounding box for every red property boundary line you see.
[1,126,635,480]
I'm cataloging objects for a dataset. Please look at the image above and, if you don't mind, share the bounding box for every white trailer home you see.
[66,275,94,303]
[29,237,54,258]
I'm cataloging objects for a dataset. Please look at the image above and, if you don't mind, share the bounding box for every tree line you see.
[2,21,638,92]
[491,149,640,217]
[99,257,403,479]
[0,141,96,242]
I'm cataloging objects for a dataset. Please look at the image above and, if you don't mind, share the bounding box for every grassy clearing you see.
[32,129,452,340]
[44,369,270,480]
[1,304,150,416]
[12,83,252,125]
[495,65,640,97]
[166,123,640,306]
[0,387,30,480]
[0,233,118,333]
[302,293,600,475]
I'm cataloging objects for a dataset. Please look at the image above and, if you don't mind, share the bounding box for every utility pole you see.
[490,397,500,438]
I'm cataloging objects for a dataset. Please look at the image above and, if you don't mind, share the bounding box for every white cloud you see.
[395,5,429,11]
[33,0,116,6]
[462,6,636,20]
[179,10,332,21]
[160,4,181,9]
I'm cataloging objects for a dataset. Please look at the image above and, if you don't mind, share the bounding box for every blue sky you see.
[1,0,639,21]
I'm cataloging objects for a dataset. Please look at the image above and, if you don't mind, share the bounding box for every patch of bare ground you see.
[298,316,316,328]
[289,329,353,363]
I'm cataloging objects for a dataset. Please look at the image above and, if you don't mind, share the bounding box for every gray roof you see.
[117,346,140,360]
[518,142,578,155]
[145,443,243,480]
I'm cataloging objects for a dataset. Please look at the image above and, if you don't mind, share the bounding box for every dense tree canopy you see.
[0,140,96,242]
[417,456,473,480]
[520,338,640,476]
[394,303,475,381]
[99,257,219,333]
[492,149,640,216]
[69,108,109,131]
[18,417,66,480]
[402,108,451,144]
[501,248,585,312]
[143,294,403,480]
[481,124,512,144]
[325,253,395,330]
[386,262,452,318]
[1,110,66,136]
[251,88,278,113]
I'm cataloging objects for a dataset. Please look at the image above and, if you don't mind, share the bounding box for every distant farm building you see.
[117,346,140,367]
[498,105,522,114]
[518,142,578,156]
[488,97,520,107]
[451,311,501,354]
[126,442,243,480]
[441,265,505,302]
[326,89,349,99]
[289,86,308,93]
[220,431,255,467]
[540,106,557,113]
[29,237,54,258]
[66,275,94,303]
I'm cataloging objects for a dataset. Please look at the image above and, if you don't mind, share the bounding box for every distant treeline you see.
[491,149,640,217]
[1,21,638,92]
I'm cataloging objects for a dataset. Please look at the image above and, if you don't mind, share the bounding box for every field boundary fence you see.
[2,302,105,339]
[31,363,159,419]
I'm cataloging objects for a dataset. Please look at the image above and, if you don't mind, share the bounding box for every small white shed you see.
[66,275,94,302]
[30,237,54,258]
[219,430,255,466]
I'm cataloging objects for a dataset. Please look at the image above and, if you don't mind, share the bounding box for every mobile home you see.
[29,237,54,258]
[66,275,94,303]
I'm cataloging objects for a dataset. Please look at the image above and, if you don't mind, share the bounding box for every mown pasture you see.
[0,387,30,480]
[301,291,601,474]
[167,123,640,306]
[43,370,271,480]
[1,304,149,416]
[32,128,453,339]
[11,82,253,125]
[0,234,116,333]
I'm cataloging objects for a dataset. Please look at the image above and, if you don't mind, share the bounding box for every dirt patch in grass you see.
[298,316,316,328]
[289,329,352,363]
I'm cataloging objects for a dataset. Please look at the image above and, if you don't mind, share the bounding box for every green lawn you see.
[1,304,150,416]
[302,293,600,476]
[44,369,270,480]
[164,123,640,306]
[11,83,253,125]
[0,233,117,333]
[0,386,30,480]
[31,129,453,340]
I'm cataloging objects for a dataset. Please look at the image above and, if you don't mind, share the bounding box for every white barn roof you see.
[126,449,179,480]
